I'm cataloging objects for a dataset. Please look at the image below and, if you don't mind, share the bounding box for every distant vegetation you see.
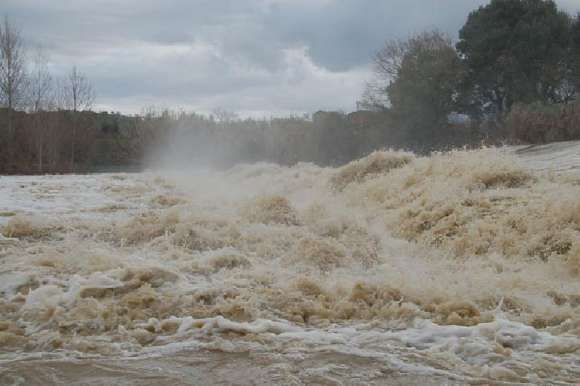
[361,0,580,148]
[2,0,580,174]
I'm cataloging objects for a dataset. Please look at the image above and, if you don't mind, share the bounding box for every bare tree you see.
[0,16,27,134]
[28,48,53,112]
[27,48,54,172]
[212,107,239,123]
[358,36,412,110]
[59,66,95,170]
[61,66,94,112]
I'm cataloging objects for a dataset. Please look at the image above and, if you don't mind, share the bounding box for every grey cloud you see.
[2,0,579,115]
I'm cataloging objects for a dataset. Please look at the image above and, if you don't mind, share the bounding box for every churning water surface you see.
[1,143,580,385]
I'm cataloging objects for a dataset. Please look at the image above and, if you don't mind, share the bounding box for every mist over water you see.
[1,143,580,385]
[145,120,278,172]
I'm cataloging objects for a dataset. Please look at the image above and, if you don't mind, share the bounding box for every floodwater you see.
[1,143,580,385]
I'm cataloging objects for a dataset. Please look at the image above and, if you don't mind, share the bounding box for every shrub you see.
[504,102,580,144]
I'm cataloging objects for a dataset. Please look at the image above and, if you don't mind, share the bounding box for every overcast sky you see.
[3,0,579,117]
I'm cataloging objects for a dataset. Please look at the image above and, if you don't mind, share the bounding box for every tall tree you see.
[60,66,95,170]
[363,31,463,149]
[457,0,572,118]
[0,17,27,134]
[61,66,94,113]
[28,48,53,113]
[28,48,53,172]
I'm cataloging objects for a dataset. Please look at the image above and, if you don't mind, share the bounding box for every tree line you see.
[2,0,580,174]
[360,0,580,149]
[0,17,97,173]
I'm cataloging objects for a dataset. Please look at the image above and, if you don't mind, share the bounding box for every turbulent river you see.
[1,142,580,385]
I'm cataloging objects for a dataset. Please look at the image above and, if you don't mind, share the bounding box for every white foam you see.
[0,272,30,297]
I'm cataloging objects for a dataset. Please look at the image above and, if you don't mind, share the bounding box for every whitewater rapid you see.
[1,143,580,385]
